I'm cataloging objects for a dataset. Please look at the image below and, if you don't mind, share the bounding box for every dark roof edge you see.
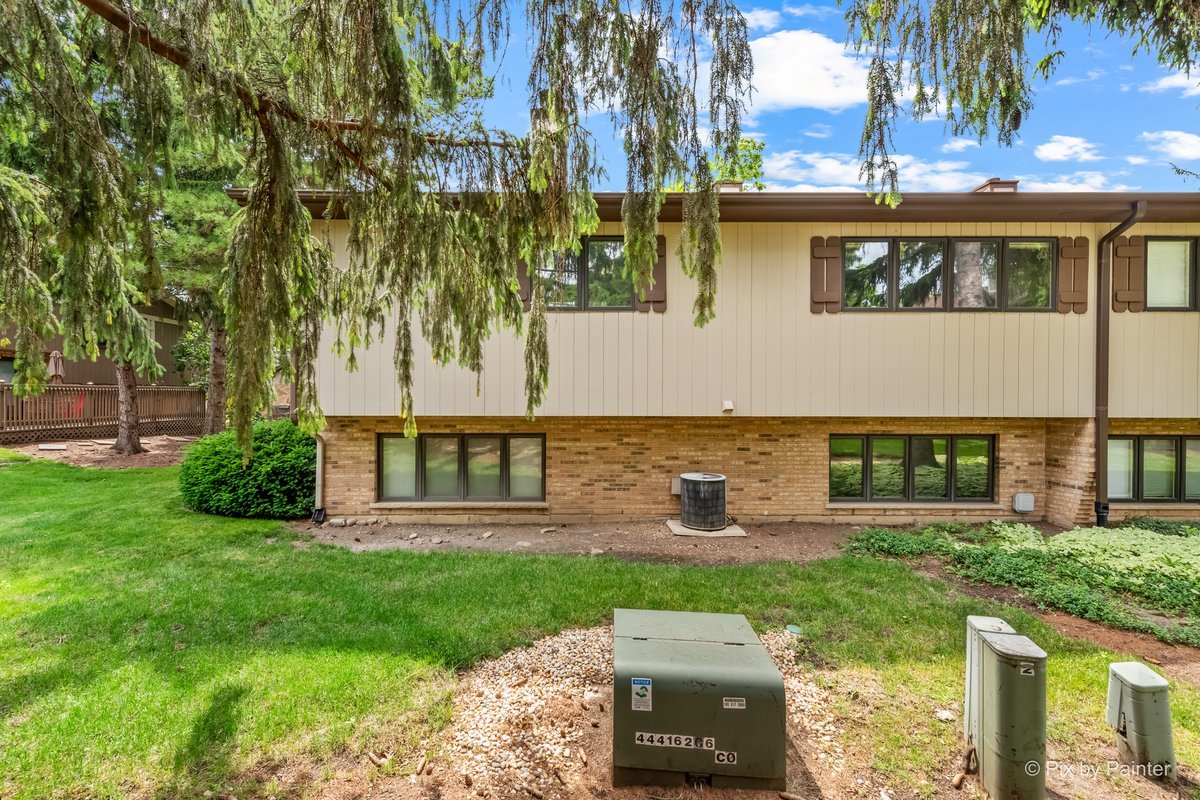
[226,189,1200,223]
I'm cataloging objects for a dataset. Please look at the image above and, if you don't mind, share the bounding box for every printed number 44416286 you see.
[634,732,715,750]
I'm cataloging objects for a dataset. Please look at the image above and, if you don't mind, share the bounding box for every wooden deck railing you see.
[0,384,205,443]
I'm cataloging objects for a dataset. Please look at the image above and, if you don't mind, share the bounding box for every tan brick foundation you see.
[316,415,1145,526]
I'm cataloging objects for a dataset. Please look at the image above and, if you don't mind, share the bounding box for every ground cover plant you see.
[849,521,1200,646]
[1114,515,1200,537]
[2,455,1198,799]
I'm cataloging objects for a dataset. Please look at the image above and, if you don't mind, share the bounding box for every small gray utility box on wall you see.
[612,609,787,789]
[1106,662,1176,779]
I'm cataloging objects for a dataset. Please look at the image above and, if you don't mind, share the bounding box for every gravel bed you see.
[449,627,612,795]
[446,625,848,798]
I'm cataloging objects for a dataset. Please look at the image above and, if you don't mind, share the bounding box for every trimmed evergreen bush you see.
[179,419,316,519]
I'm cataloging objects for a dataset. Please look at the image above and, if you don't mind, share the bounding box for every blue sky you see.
[484,2,1200,193]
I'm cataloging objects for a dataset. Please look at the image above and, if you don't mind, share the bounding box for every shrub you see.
[179,419,316,519]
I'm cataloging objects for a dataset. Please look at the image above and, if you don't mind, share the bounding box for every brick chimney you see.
[972,177,1019,193]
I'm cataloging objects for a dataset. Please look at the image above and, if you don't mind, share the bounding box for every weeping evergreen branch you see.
[847,0,1200,201]
[224,119,332,451]
[0,166,54,392]
[2,0,753,451]
[0,1,160,393]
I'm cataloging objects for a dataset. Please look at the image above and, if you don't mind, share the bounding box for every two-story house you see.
[301,184,1200,529]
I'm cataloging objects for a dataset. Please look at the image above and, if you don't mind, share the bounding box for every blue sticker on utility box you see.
[632,678,652,711]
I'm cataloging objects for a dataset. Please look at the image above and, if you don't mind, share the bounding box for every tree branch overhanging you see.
[73,0,517,153]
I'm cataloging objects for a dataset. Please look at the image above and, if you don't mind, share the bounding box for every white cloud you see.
[763,150,986,192]
[1054,69,1105,87]
[1141,72,1200,98]
[761,181,860,192]
[941,138,979,153]
[1141,130,1200,160]
[802,123,833,139]
[1125,155,1150,166]
[747,30,870,113]
[782,3,840,19]
[742,8,783,31]
[1018,171,1136,192]
[1033,135,1103,162]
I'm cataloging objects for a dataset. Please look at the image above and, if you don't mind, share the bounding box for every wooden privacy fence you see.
[0,384,205,444]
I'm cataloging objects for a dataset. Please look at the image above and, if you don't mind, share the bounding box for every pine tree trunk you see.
[911,437,940,468]
[204,323,227,435]
[113,362,146,455]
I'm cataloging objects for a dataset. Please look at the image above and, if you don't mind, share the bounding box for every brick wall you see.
[320,415,1071,525]
[1045,418,1096,528]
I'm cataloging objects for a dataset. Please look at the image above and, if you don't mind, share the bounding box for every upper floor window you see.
[843,237,1054,311]
[1109,435,1200,503]
[539,236,634,310]
[1145,238,1197,310]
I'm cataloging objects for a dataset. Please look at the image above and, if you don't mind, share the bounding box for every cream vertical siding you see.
[1110,222,1200,418]
[312,218,1200,419]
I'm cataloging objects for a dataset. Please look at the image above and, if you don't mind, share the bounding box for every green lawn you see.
[1,456,1197,799]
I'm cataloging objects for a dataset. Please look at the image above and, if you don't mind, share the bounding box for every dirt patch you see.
[916,558,1200,686]
[11,434,194,468]
[299,519,857,566]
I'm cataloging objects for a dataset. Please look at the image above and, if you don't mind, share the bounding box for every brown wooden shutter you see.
[1112,235,1146,312]
[810,236,842,313]
[515,259,532,312]
[635,235,668,312]
[1056,236,1089,314]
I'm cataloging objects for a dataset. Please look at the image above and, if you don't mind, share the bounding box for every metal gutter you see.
[226,188,1200,224]
[1094,200,1147,527]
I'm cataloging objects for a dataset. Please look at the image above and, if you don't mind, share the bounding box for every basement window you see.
[378,433,545,502]
[1109,436,1200,503]
[829,435,995,503]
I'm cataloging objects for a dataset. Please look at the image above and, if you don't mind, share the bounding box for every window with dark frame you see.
[378,433,546,502]
[1108,436,1200,503]
[841,237,1055,311]
[1145,238,1198,311]
[538,236,634,311]
[829,435,995,503]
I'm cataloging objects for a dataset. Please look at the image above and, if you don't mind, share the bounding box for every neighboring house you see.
[292,184,1200,527]
[0,299,187,387]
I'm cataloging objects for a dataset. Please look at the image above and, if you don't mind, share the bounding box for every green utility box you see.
[611,609,787,790]
[979,630,1047,800]
[1106,662,1176,779]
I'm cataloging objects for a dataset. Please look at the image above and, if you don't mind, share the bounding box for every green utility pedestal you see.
[979,630,1047,800]
[1106,662,1176,780]
[611,609,787,789]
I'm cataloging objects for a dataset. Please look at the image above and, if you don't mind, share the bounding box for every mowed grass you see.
[1,456,1198,799]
